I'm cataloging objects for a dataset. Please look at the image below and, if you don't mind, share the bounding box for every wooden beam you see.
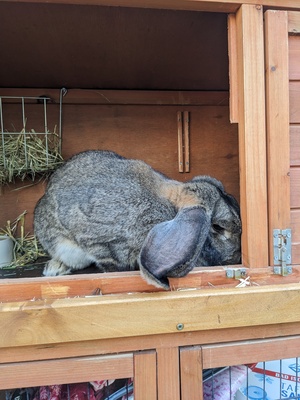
[228,14,239,123]
[1,0,300,13]
[180,346,203,400]
[202,335,300,368]
[236,4,269,267]
[0,353,133,390]
[134,351,157,400]
[157,347,180,400]
[264,10,290,264]
[1,283,300,348]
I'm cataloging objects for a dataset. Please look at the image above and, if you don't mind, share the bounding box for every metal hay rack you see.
[0,88,66,185]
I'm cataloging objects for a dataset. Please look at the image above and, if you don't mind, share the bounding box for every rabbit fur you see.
[34,150,241,289]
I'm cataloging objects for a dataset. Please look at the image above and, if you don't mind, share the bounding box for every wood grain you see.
[2,283,300,348]
[180,347,203,400]
[157,347,180,400]
[0,353,133,390]
[264,10,290,262]
[134,351,157,400]
[236,4,268,267]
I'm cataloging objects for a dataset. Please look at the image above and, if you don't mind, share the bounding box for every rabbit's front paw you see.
[43,259,72,276]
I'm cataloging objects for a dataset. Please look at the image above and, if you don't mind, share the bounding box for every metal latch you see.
[273,229,292,276]
[225,268,247,279]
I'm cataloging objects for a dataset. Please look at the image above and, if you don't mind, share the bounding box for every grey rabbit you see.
[34,150,242,289]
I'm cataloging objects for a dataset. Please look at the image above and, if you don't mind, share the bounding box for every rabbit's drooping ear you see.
[138,207,210,289]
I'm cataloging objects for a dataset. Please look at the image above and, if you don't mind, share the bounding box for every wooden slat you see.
[202,335,300,369]
[180,347,203,400]
[265,10,290,263]
[157,347,180,400]
[228,13,239,123]
[290,125,300,166]
[0,88,230,106]
[0,353,133,390]
[4,265,300,303]
[290,167,300,208]
[289,36,300,80]
[290,82,300,123]
[288,11,300,33]
[236,4,268,267]
[291,210,300,242]
[134,351,157,400]
[177,111,184,172]
[183,111,190,172]
[2,0,300,13]
[2,283,300,348]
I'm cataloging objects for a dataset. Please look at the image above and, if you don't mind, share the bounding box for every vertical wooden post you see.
[134,351,157,400]
[180,346,203,400]
[236,4,269,267]
[264,10,290,265]
[157,347,180,400]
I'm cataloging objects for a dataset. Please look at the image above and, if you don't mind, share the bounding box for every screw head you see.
[176,323,184,331]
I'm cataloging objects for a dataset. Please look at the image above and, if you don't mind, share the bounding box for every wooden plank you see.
[177,111,184,172]
[5,264,300,303]
[4,264,300,303]
[290,125,300,166]
[290,82,300,123]
[134,351,157,400]
[180,347,203,400]
[288,11,300,33]
[0,88,230,106]
[289,36,300,80]
[183,111,190,172]
[2,0,300,13]
[291,209,300,242]
[290,167,300,208]
[228,14,239,123]
[202,335,300,369]
[2,283,300,348]
[157,347,180,400]
[0,353,133,390]
[236,4,268,267]
[264,10,290,263]
[2,321,300,365]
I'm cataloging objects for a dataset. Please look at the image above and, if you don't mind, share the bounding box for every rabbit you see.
[34,150,242,289]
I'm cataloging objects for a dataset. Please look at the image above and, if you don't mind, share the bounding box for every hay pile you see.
[0,128,63,185]
[0,211,47,267]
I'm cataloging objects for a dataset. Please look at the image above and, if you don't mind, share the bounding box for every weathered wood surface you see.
[1,283,300,348]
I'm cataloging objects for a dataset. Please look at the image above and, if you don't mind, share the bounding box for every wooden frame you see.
[1,4,300,399]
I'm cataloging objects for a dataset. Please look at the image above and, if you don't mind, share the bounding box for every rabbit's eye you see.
[212,224,225,234]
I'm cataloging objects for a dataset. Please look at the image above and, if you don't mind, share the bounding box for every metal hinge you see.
[273,229,292,276]
[225,268,247,279]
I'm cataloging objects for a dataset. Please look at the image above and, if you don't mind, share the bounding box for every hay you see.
[0,127,63,185]
[0,211,47,267]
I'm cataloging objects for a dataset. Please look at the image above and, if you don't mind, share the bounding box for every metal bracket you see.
[225,268,247,279]
[273,229,292,276]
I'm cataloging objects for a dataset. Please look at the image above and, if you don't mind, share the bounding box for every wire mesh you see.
[0,90,65,185]
[203,357,300,400]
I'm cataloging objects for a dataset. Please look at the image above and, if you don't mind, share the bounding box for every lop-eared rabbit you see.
[34,150,241,289]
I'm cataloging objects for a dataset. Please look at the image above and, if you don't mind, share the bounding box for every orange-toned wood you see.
[157,347,180,400]
[290,125,300,166]
[134,351,157,400]
[202,335,300,369]
[290,167,300,208]
[288,11,300,33]
[180,346,203,400]
[1,321,300,365]
[2,283,300,348]
[0,353,133,390]
[289,82,300,123]
[228,14,239,123]
[291,210,300,264]
[289,36,300,80]
[264,10,290,265]
[4,265,300,303]
[236,4,268,268]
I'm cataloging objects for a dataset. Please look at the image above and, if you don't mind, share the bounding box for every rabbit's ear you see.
[138,207,210,289]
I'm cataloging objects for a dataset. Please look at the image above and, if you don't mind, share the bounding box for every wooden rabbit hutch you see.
[1,0,300,398]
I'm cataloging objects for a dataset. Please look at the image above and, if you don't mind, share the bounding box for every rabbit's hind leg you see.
[43,238,97,276]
